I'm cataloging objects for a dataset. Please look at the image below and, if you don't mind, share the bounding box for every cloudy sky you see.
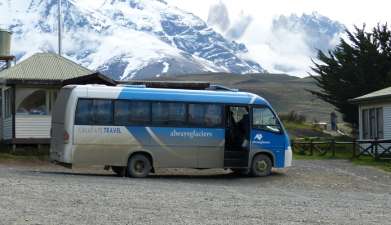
[1,0,389,77]
[168,0,389,28]
[168,0,390,77]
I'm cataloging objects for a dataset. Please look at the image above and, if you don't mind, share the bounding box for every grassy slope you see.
[283,121,328,139]
[152,73,334,122]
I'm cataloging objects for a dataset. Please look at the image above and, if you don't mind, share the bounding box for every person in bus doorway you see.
[238,108,250,150]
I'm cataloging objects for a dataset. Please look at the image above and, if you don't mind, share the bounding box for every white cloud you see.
[168,0,389,77]
[167,0,390,29]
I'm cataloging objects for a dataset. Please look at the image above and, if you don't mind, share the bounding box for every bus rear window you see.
[52,88,73,124]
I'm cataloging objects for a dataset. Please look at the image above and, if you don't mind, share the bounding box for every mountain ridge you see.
[2,0,265,80]
[151,72,334,122]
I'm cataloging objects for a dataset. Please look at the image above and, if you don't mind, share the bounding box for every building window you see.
[16,90,47,115]
[362,107,383,139]
[4,89,12,118]
[15,89,58,116]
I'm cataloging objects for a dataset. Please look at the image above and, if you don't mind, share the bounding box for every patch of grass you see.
[0,145,49,162]
[293,150,391,173]
[293,149,353,160]
[0,152,49,162]
[283,121,331,139]
[351,157,391,172]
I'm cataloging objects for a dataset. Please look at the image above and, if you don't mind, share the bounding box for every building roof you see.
[0,53,92,82]
[350,86,391,103]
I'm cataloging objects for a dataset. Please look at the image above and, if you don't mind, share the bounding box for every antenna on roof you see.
[57,0,62,56]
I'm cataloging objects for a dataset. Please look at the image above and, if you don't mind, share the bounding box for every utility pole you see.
[57,0,62,56]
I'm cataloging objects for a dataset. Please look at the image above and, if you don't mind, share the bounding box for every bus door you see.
[251,106,286,168]
[224,106,250,168]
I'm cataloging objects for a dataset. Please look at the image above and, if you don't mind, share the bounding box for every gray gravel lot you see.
[0,160,390,225]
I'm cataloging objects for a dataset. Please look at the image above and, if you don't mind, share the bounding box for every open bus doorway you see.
[224,106,250,168]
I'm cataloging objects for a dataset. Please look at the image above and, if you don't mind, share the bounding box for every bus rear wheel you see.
[251,154,272,177]
[127,154,152,178]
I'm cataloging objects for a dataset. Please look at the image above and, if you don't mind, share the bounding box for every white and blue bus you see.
[50,85,292,177]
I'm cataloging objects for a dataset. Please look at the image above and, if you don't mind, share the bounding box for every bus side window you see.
[114,100,151,125]
[252,107,281,133]
[75,99,93,125]
[188,104,222,127]
[75,99,113,125]
[204,104,222,126]
[93,100,113,125]
[152,102,186,125]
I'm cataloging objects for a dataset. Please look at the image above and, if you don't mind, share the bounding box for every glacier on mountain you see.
[0,0,266,80]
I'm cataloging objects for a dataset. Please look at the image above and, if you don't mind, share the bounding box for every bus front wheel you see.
[251,154,272,177]
[127,154,152,178]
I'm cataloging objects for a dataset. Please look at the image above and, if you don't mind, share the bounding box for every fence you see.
[291,139,391,160]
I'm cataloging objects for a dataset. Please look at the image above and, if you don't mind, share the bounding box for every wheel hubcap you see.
[134,160,145,173]
[256,160,267,172]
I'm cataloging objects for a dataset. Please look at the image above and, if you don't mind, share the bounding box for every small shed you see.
[0,53,116,145]
[350,87,391,141]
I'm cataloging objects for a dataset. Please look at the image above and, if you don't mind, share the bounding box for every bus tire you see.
[127,154,152,178]
[251,154,272,177]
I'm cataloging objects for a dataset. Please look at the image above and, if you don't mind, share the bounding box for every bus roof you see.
[71,85,270,106]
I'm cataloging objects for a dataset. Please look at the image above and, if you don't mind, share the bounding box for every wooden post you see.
[310,140,313,156]
[352,140,356,158]
[331,140,336,158]
[374,139,379,160]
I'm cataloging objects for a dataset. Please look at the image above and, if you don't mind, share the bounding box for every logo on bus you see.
[77,127,121,134]
[252,133,271,144]
[170,129,213,139]
[254,133,263,141]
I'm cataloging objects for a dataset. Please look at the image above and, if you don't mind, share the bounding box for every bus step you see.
[224,150,248,158]
[224,159,248,167]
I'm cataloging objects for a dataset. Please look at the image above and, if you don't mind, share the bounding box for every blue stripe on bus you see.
[117,87,270,106]
[148,127,225,146]
[126,127,158,146]
[126,126,225,147]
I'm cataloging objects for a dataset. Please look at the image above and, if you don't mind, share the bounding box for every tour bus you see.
[50,84,292,178]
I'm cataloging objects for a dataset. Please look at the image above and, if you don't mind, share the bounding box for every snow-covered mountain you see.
[272,12,345,53]
[0,0,265,80]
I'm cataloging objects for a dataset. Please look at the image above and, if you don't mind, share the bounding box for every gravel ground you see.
[0,160,390,225]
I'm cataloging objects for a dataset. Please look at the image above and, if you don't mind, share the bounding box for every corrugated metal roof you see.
[0,53,92,81]
[351,86,391,103]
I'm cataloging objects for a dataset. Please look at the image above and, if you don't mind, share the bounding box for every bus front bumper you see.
[284,147,292,167]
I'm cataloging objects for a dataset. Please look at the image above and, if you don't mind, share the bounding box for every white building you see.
[351,87,391,141]
[0,53,116,145]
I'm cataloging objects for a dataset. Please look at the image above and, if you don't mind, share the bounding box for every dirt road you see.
[0,160,390,225]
